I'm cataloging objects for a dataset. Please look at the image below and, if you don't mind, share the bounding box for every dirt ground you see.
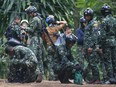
[0,79,116,87]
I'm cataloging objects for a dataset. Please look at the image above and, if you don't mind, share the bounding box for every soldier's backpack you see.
[6,38,23,46]
[4,26,13,40]
[74,71,83,85]
[74,63,83,85]
[5,25,21,41]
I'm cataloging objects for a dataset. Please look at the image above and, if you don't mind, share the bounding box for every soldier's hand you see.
[25,61,30,67]
[88,48,93,54]
[56,21,67,24]
[98,49,103,54]
[11,59,19,65]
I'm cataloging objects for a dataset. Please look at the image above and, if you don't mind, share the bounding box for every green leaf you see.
[22,0,26,10]
[47,3,54,12]
[52,0,56,4]
[4,0,15,14]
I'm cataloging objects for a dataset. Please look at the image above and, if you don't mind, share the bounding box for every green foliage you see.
[0,56,9,79]
[0,0,76,37]
[76,0,115,15]
[74,0,116,28]
[0,38,9,79]
[0,0,116,79]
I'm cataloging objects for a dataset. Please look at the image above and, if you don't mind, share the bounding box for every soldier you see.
[5,15,21,41]
[56,26,83,84]
[25,6,45,76]
[42,15,67,80]
[83,8,100,84]
[64,25,76,62]
[100,4,116,84]
[57,61,83,84]
[44,24,83,84]
[76,17,86,69]
[5,45,42,83]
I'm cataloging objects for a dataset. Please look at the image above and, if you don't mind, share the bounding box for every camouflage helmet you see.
[101,4,111,16]
[25,6,37,13]
[46,15,55,25]
[84,8,94,17]
[21,19,29,24]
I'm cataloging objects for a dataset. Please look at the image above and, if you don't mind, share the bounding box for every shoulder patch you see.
[93,21,98,27]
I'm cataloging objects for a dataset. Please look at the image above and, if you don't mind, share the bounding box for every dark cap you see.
[65,24,73,30]
[14,15,21,20]
[5,46,13,54]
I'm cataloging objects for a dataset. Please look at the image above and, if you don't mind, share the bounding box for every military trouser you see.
[57,61,83,84]
[66,47,74,62]
[56,45,68,62]
[28,36,44,75]
[102,46,115,80]
[47,45,68,80]
[58,62,74,83]
[84,48,100,80]
[111,47,116,78]
[8,63,39,83]
[47,46,57,80]
[76,45,85,69]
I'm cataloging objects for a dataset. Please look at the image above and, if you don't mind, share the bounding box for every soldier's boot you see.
[83,64,90,82]
[36,73,42,83]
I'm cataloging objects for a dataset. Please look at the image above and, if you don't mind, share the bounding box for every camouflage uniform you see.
[5,22,21,41]
[64,33,76,62]
[53,50,83,84]
[8,46,40,83]
[28,13,44,75]
[100,14,116,80]
[52,33,83,84]
[84,18,100,81]
[76,17,86,69]
[42,24,67,80]
[76,28,85,69]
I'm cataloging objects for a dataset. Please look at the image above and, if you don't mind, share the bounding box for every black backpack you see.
[4,26,13,40]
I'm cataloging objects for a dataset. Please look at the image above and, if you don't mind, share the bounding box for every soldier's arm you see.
[87,21,98,48]
[29,17,42,33]
[12,25,21,38]
[55,21,67,31]
[100,20,107,40]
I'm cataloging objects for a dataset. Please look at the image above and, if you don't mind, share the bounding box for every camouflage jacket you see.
[10,46,39,70]
[84,18,100,49]
[5,22,21,41]
[42,24,66,46]
[100,14,116,46]
[29,13,42,37]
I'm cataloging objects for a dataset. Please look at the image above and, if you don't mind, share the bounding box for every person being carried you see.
[42,15,67,80]
[4,15,21,41]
